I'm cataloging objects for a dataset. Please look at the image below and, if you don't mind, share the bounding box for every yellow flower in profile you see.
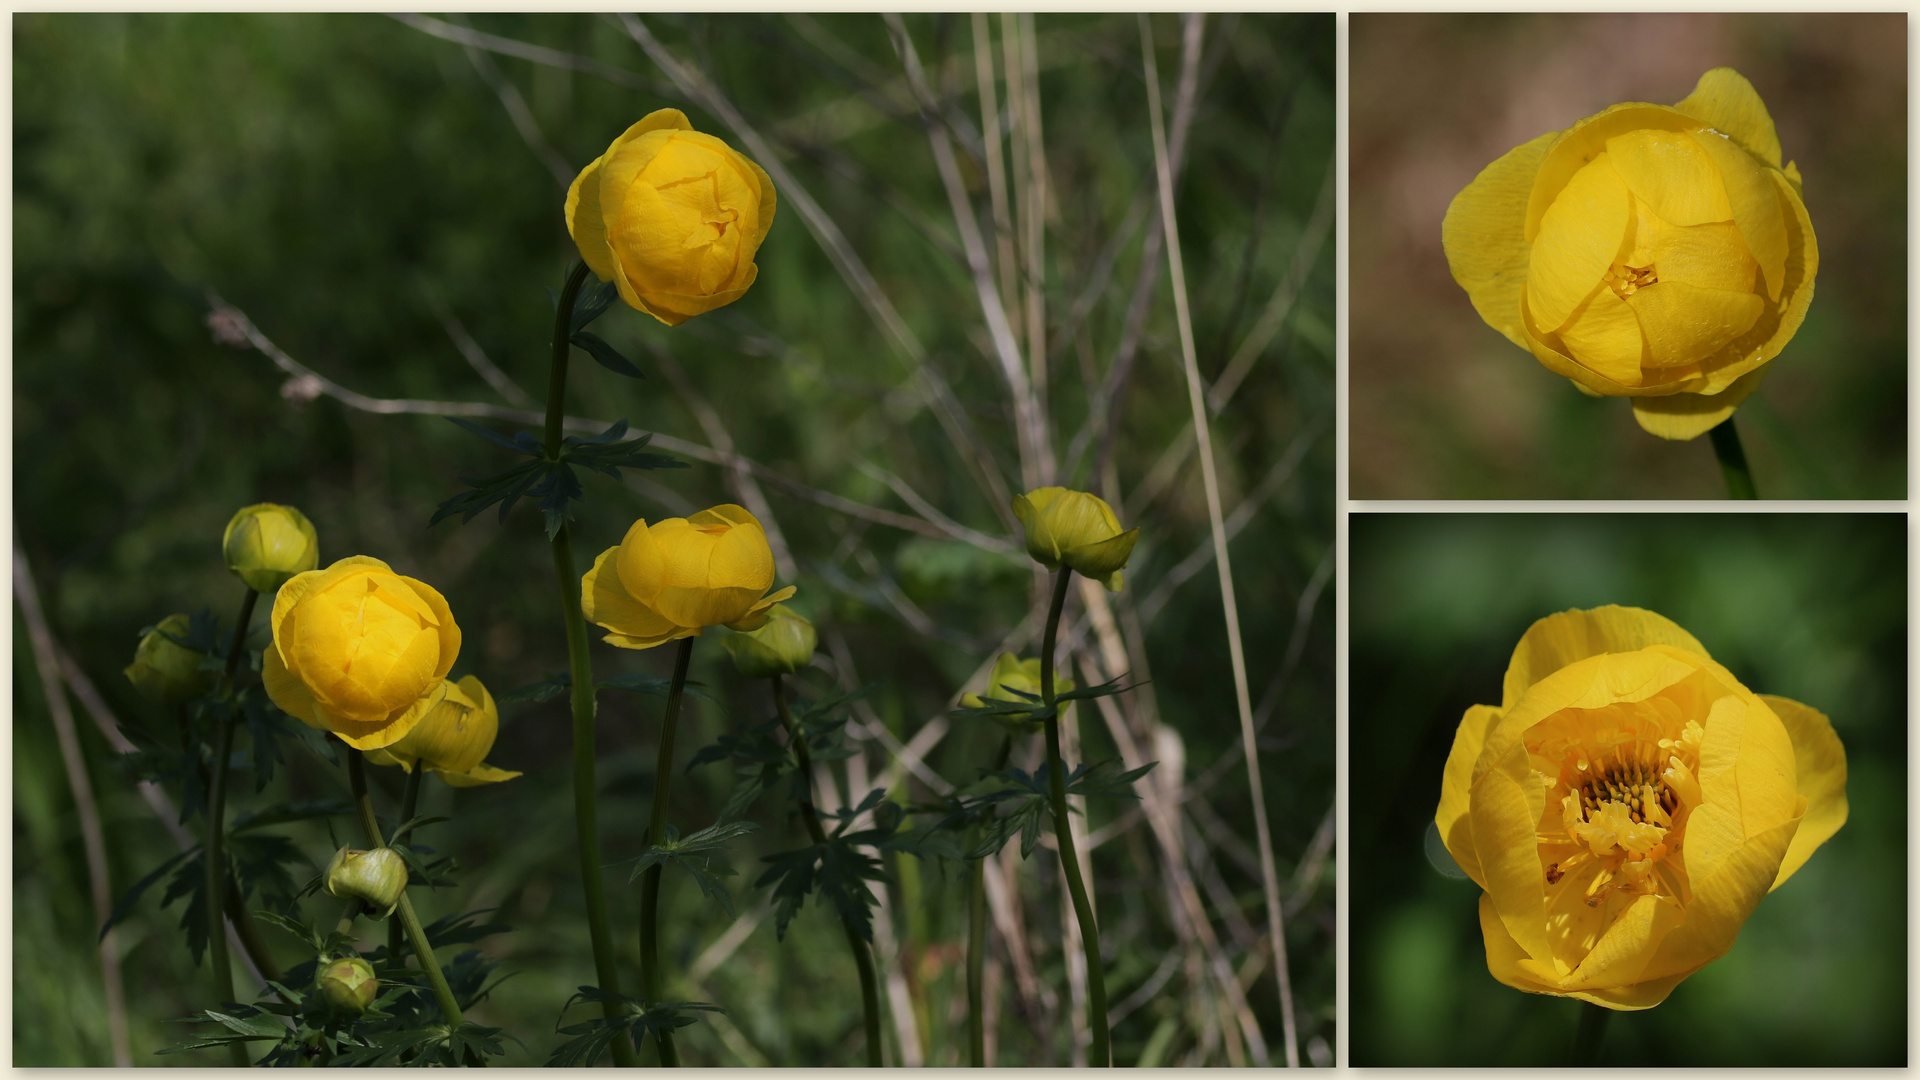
[1011,487,1139,591]
[961,653,1076,734]
[262,556,462,751]
[364,676,521,787]
[1436,606,1846,1010]
[1443,69,1817,440]
[720,604,817,679]
[124,614,213,707]
[566,108,777,327]
[223,503,320,594]
[582,504,796,650]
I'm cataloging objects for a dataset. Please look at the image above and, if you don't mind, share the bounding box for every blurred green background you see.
[1349,512,1905,1065]
[1351,13,1906,498]
[14,12,1333,1067]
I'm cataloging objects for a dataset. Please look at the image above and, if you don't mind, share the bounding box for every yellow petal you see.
[1520,296,1631,397]
[435,762,522,788]
[262,642,324,729]
[724,585,797,632]
[1470,741,1552,967]
[1559,892,1685,993]
[1604,128,1733,228]
[1690,690,1799,868]
[1688,130,1787,302]
[270,556,389,665]
[1631,366,1767,441]
[1646,217,1758,296]
[1638,813,1800,983]
[565,154,616,282]
[1557,287,1646,385]
[1760,695,1847,891]
[1437,704,1502,889]
[1626,281,1764,370]
[1443,130,1557,351]
[1499,606,1707,712]
[583,544,682,646]
[397,575,461,683]
[332,683,446,752]
[705,518,776,593]
[688,504,760,529]
[1671,67,1782,170]
[1527,154,1631,333]
[614,517,667,605]
[1477,894,1693,1011]
[1525,104,1702,243]
[741,154,778,252]
[1755,168,1818,363]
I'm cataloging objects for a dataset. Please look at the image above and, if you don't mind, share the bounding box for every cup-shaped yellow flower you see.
[262,556,462,751]
[1443,69,1817,440]
[721,603,817,679]
[961,653,1076,734]
[363,676,521,787]
[582,505,796,650]
[324,846,409,918]
[1436,605,1846,1010]
[124,614,214,707]
[318,956,378,1014]
[1012,487,1139,591]
[222,503,320,594]
[566,108,777,327]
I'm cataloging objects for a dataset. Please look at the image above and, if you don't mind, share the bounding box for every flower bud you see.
[324,847,408,918]
[123,614,214,707]
[363,676,522,788]
[960,653,1075,734]
[720,604,817,679]
[317,956,377,1014]
[222,503,319,594]
[1011,487,1139,591]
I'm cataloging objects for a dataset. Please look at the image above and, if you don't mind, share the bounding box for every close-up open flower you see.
[1011,487,1139,590]
[1443,68,1817,440]
[581,504,795,650]
[566,108,777,327]
[262,556,462,751]
[363,675,520,787]
[1436,605,1846,1010]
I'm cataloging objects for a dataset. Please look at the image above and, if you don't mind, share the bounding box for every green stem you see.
[545,260,639,1068]
[225,879,284,985]
[639,637,695,1066]
[1040,569,1109,1066]
[344,747,465,1029]
[1708,416,1758,499]
[1570,1001,1611,1065]
[206,586,257,1066]
[388,766,424,966]
[773,673,883,1067]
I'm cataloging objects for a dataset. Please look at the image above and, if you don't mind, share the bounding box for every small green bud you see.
[222,503,319,594]
[324,847,408,917]
[720,604,817,679]
[317,956,378,1014]
[123,614,214,707]
[960,653,1076,734]
[1010,487,1139,591]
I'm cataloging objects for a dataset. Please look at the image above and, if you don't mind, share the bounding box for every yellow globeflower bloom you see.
[961,652,1076,734]
[262,556,462,751]
[124,613,214,707]
[566,108,778,327]
[364,676,521,787]
[1436,605,1846,1010]
[720,604,817,679]
[1443,69,1816,440]
[1012,487,1139,591]
[223,503,320,594]
[582,504,796,650]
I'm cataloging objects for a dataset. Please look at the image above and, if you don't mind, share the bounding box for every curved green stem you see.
[344,747,465,1029]
[1040,569,1109,1066]
[545,260,639,1068]
[773,673,883,1066]
[388,766,424,966]
[207,586,258,1066]
[1708,416,1758,499]
[1570,1001,1611,1064]
[639,636,695,1066]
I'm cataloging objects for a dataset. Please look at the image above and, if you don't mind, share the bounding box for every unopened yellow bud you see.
[318,956,378,1013]
[123,614,213,707]
[720,604,817,679]
[1011,487,1138,591]
[222,503,319,594]
[324,847,408,918]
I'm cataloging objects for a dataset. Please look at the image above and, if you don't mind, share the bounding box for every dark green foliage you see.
[431,417,685,539]
[547,990,723,1067]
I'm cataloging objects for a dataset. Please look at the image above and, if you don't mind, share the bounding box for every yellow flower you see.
[961,652,1075,734]
[317,956,378,1014]
[582,504,796,650]
[1011,487,1139,591]
[261,556,462,751]
[566,108,777,327]
[223,503,320,594]
[124,613,213,707]
[1443,69,1817,440]
[363,676,521,787]
[324,846,409,918]
[1435,605,1846,1010]
[720,604,817,679]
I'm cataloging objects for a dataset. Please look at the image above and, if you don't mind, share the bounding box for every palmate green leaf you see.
[100,847,195,941]
[568,278,620,335]
[571,330,645,379]
[229,797,352,834]
[548,989,723,1067]
[501,669,717,706]
[432,418,683,539]
[631,821,760,917]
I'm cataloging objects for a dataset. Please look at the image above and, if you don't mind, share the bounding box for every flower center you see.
[1604,262,1658,297]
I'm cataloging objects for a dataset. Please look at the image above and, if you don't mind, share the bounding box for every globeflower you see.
[720,603,817,679]
[582,504,795,650]
[318,956,378,1014]
[960,652,1076,734]
[222,503,320,594]
[1443,68,1816,440]
[324,846,409,918]
[364,676,521,787]
[124,614,214,707]
[262,556,461,751]
[1436,605,1846,1009]
[1011,487,1139,591]
[566,108,777,326]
